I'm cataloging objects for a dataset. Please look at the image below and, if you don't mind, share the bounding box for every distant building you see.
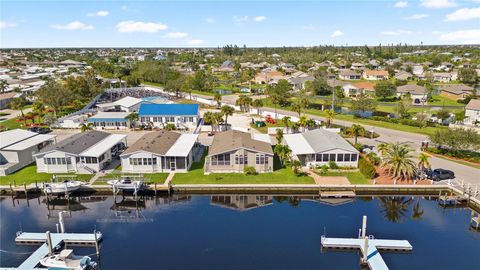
[0,129,56,176]
[120,130,198,173]
[0,92,18,109]
[34,131,126,174]
[439,84,475,100]
[465,99,480,126]
[205,130,274,174]
[363,69,389,80]
[338,69,361,80]
[396,84,427,103]
[138,103,200,129]
[87,112,131,130]
[284,129,359,168]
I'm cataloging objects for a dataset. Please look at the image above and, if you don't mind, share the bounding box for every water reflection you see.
[210,195,273,211]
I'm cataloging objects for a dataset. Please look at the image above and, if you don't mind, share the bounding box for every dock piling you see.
[59,212,66,233]
[46,231,53,255]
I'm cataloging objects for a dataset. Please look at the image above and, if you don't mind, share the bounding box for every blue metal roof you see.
[138,103,199,116]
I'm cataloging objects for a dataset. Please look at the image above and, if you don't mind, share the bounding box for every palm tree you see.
[417,152,431,179]
[214,93,222,107]
[291,159,302,175]
[282,116,291,133]
[10,97,27,126]
[213,112,224,132]
[80,122,93,132]
[274,144,292,166]
[126,112,139,129]
[381,142,418,181]
[377,143,390,157]
[348,124,366,144]
[411,201,424,220]
[298,116,308,132]
[203,111,215,133]
[291,102,302,117]
[253,99,263,115]
[325,109,335,128]
[0,79,7,93]
[236,95,253,112]
[220,105,234,128]
[32,101,45,118]
[275,129,284,145]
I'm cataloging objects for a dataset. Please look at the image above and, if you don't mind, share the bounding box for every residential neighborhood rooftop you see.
[208,130,273,156]
[139,103,199,116]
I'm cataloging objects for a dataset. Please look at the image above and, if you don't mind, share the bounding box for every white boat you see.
[39,249,97,270]
[43,181,84,195]
[107,176,144,191]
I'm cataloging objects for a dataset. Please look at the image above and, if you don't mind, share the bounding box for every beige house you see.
[205,130,274,174]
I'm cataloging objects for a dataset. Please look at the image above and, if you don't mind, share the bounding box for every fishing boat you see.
[39,249,97,270]
[107,176,144,191]
[43,181,84,195]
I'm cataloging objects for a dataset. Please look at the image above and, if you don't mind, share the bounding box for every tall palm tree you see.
[10,97,27,126]
[417,152,431,179]
[80,122,93,132]
[298,116,308,132]
[213,112,224,132]
[275,129,284,145]
[381,142,418,181]
[126,112,139,129]
[220,105,234,128]
[214,93,222,107]
[253,99,263,115]
[274,144,291,166]
[0,79,8,93]
[348,124,366,144]
[325,109,335,128]
[282,116,291,133]
[203,111,215,133]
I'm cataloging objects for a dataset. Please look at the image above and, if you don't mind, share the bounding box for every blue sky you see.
[1,0,479,48]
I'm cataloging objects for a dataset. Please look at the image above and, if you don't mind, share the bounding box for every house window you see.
[337,154,344,162]
[235,155,248,164]
[99,154,105,162]
[344,154,351,162]
[322,154,329,162]
[329,154,336,162]
[152,158,157,165]
[212,154,230,166]
[66,157,72,164]
[256,154,268,165]
[315,154,322,162]
[351,154,358,162]
[84,157,98,164]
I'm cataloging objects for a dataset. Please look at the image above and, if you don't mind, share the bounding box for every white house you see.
[339,69,361,80]
[88,112,131,130]
[0,129,56,176]
[97,96,144,112]
[396,84,427,104]
[120,130,199,173]
[284,129,359,168]
[465,99,480,126]
[34,131,127,174]
[363,69,389,80]
[138,103,200,129]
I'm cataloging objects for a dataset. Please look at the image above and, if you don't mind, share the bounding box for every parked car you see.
[426,169,455,181]
[28,127,51,134]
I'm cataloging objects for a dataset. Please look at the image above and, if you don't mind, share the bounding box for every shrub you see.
[244,166,257,175]
[318,165,329,174]
[359,157,376,179]
[328,160,339,169]
[366,152,381,166]
[354,143,364,151]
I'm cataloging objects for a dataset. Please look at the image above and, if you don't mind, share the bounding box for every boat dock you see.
[1,212,102,270]
[321,216,412,270]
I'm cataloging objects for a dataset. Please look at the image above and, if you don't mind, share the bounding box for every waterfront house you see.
[338,69,361,80]
[87,112,131,130]
[283,129,359,168]
[120,130,198,173]
[138,103,200,129]
[0,129,56,176]
[205,130,274,174]
[34,131,127,174]
[439,84,475,100]
[465,99,480,126]
[363,69,389,80]
[396,84,427,103]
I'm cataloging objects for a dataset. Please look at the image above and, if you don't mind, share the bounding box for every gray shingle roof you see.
[121,130,181,156]
[301,129,358,153]
[38,130,110,155]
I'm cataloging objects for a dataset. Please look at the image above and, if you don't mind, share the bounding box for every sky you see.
[0,0,479,48]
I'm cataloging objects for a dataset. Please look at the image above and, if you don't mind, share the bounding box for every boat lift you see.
[321,216,412,270]
[1,211,102,270]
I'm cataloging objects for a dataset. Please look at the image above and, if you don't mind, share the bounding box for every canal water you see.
[1,195,479,269]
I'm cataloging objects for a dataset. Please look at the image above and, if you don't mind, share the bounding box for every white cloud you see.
[445,7,480,21]
[420,0,456,8]
[439,29,480,44]
[394,1,408,8]
[116,21,168,33]
[331,30,344,38]
[403,14,429,20]
[0,21,16,29]
[163,32,188,38]
[381,29,413,35]
[233,16,249,22]
[187,39,205,46]
[50,21,94,30]
[253,16,267,22]
[88,10,109,17]
[205,17,215,23]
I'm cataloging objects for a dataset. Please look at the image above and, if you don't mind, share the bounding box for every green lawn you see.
[427,95,464,107]
[94,169,169,184]
[172,154,315,185]
[0,165,93,186]
[318,171,370,184]
[0,116,44,130]
[0,112,10,116]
